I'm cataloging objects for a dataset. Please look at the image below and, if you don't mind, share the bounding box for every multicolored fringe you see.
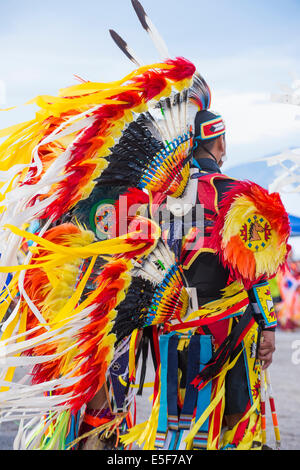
[0,216,160,447]
[0,44,215,449]
[0,58,196,226]
[120,297,264,451]
[113,240,189,342]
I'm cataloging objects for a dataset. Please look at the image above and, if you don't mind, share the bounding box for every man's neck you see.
[196,153,216,161]
[195,153,220,167]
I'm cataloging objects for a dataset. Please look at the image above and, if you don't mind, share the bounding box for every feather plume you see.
[113,240,189,342]
[188,72,212,111]
[210,180,291,288]
[0,30,210,448]
[109,29,143,67]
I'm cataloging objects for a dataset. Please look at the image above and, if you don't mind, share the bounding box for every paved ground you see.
[262,330,300,450]
[0,330,299,450]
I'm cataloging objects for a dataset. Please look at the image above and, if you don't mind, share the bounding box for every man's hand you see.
[258,330,275,370]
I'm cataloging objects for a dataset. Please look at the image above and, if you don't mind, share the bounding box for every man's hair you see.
[193,137,218,159]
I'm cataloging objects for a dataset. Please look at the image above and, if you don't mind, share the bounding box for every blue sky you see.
[1,0,300,250]
[1,0,300,89]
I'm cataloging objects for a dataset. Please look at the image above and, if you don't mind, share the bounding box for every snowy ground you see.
[0,330,299,450]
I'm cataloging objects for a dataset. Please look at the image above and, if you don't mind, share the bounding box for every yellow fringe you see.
[119,376,154,389]
[120,367,161,450]
[220,397,261,450]
[185,282,247,323]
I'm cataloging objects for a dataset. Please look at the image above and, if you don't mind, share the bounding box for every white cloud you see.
[212,90,300,146]
[207,89,300,169]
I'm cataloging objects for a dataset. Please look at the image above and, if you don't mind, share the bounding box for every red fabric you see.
[167,298,249,333]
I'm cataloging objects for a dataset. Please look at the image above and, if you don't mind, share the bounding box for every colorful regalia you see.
[0,0,291,451]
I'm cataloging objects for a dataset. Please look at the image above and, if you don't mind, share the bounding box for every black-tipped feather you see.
[131,0,169,58]
[113,277,156,343]
[98,116,164,188]
[109,29,141,66]
[131,0,149,30]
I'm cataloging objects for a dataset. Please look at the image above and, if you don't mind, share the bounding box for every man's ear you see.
[212,135,224,165]
[217,134,226,154]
